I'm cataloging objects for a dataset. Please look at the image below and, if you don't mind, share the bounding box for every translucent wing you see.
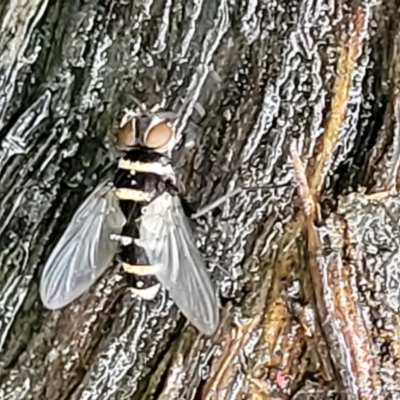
[40,181,126,309]
[138,192,219,335]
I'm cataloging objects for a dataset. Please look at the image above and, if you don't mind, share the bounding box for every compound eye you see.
[116,118,136,147]
[144,120,174,149]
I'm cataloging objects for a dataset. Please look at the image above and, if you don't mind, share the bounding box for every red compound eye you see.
[116,118,136,147]
[144,120,174,149]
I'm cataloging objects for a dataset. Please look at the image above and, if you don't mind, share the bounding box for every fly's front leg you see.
[189,183,287,220]
[190,188,243,219]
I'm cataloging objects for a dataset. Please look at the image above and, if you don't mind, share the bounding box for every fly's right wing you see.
[40,181,126,309]
[138,192,220,335]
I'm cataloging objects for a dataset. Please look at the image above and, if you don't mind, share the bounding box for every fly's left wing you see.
[40,181,126,309]
[138,192,220,335]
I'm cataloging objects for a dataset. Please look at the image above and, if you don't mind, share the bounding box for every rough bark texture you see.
[1,0,400,399]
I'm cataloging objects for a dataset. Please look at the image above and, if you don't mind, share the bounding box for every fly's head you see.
[116,111,177,158]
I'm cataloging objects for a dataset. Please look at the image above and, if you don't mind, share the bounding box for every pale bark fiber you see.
[1,1,400,400]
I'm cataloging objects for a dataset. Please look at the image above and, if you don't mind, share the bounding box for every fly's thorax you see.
[114,171,177,204]
[114,148,178,205]
[118,152,176,184]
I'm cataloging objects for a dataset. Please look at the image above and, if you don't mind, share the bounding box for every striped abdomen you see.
[113,149,177,299]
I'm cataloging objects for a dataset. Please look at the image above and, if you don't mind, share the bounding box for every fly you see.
[40,111,220,335]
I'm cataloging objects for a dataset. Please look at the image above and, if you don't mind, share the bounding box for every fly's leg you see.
[190,183,287,220]
[190,188,243,219]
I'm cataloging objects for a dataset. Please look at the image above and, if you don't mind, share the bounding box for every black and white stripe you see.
[113,149,177,299]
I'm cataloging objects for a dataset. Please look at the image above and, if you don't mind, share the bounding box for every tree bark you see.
[1,0,400,399]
